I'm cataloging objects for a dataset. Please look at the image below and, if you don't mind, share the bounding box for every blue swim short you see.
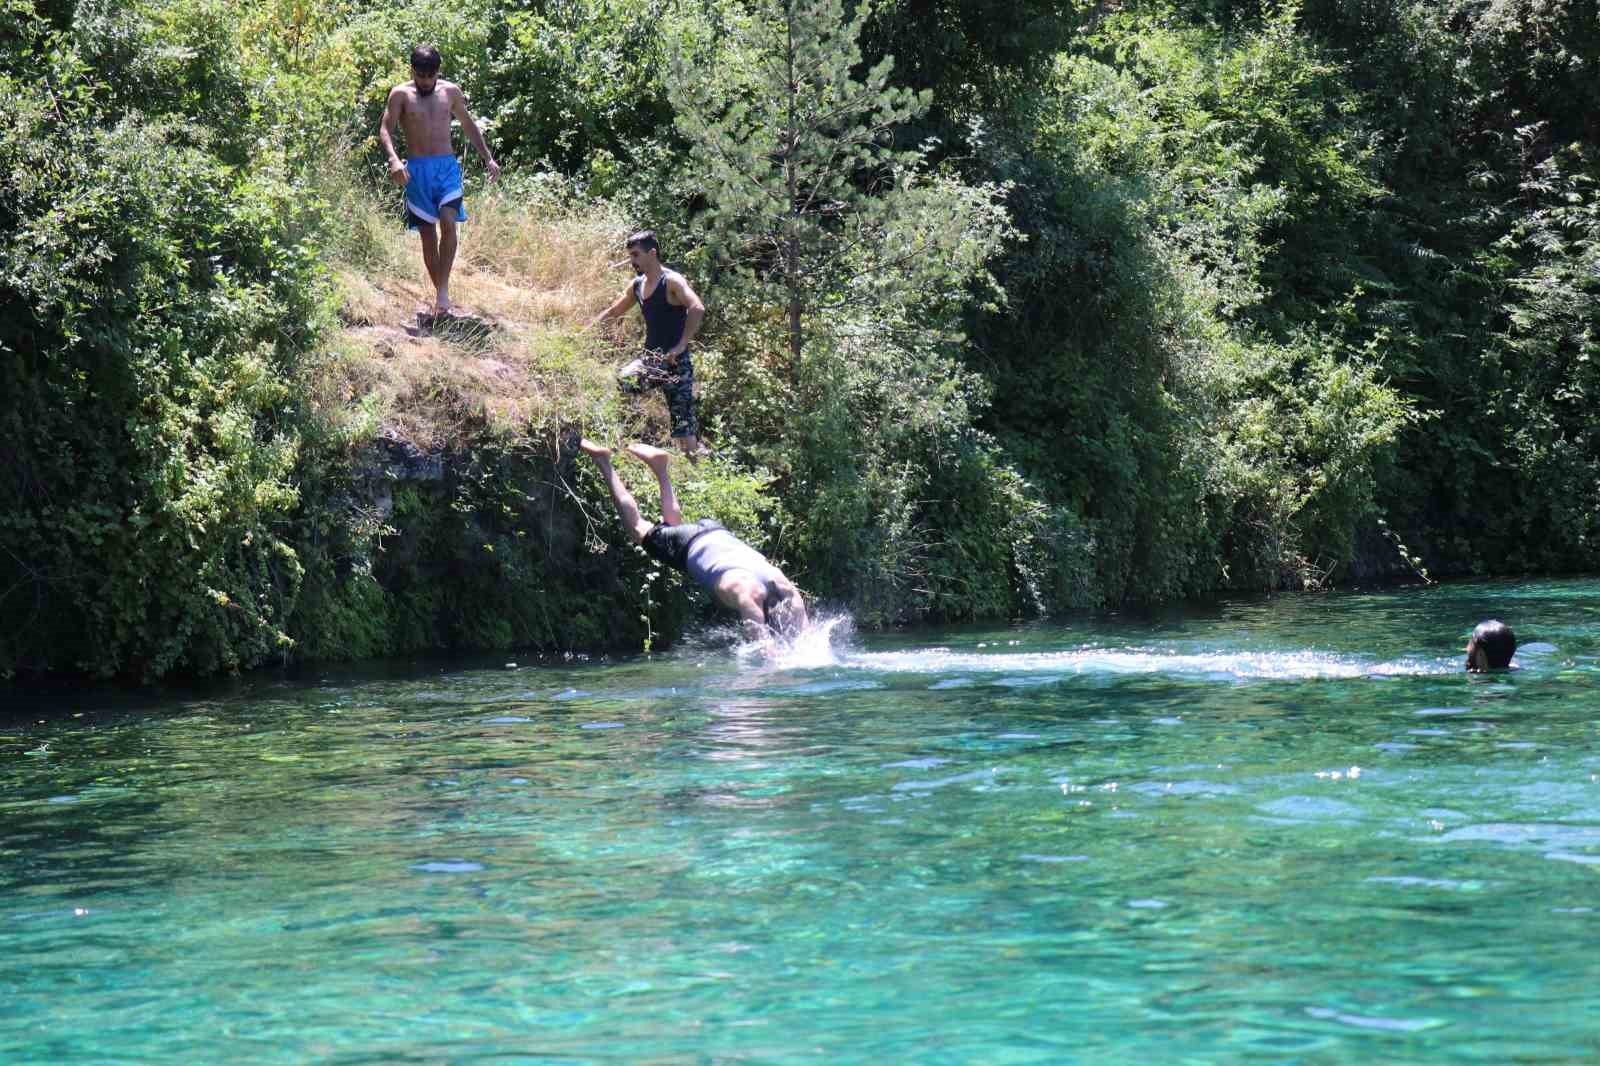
[403,154,466,230]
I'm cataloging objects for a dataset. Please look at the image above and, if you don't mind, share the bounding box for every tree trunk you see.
[784,0,804,376]
[788,278,803,372]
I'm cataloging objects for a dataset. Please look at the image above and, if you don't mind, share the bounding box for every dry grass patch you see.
[464,189,629,327]
[313,179,667,448]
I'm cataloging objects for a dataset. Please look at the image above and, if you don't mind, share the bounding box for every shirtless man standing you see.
[378,44,500,320]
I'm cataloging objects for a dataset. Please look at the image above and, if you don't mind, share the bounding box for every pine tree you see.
[667,0,1008,370]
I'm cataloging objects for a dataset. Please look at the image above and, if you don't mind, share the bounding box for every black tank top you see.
[635,270,688,353]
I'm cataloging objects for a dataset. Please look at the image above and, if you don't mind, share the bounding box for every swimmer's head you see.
[410,44,441,94]
[1465,619,1516,672]
[764,582,808,641]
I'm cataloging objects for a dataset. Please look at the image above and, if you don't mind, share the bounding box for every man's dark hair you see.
[1468,619,1517,670]
[625,230,660,254]
[411,44,442,73]
[764,587,799,639]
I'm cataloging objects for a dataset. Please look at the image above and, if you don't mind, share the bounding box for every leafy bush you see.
[965,4,1411,602]
[0,14,329,677]
[666,0,1035,623]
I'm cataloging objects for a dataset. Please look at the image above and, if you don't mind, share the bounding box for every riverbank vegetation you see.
[2,0,1596,679]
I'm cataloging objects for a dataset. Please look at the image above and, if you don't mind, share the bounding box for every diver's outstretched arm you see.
[734,591,775,650]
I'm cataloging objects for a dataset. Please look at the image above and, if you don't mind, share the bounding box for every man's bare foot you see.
[579,438,612,461]
[625,442,672,472]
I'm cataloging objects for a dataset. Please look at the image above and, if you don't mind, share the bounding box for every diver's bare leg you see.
[626,442,682,526]
[580,439,653,543]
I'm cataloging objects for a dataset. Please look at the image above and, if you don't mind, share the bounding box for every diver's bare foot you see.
[578,438,612,461]
[625,442,672,472]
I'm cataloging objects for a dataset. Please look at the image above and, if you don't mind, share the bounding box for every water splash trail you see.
[712,613,1456,682]
[840,646,1454,681]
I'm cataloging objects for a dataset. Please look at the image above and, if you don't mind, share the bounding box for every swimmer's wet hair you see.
[764,586,805,640]
[1468,619,1516,670]
[411,44,442,73]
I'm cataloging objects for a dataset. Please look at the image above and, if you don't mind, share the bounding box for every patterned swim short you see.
[618,349,698,439]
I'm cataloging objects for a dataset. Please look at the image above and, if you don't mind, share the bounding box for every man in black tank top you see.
[588,230,707,457]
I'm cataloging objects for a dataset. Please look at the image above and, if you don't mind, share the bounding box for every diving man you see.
[579,439,807,644]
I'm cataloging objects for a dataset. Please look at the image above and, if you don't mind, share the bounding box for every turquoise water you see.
[4,580,1600,1063]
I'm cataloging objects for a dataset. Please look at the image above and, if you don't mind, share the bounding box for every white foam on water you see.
[734,612,853,670]
[1304,1007,1438,1033]
[835,645,1450,681]
[410,860,484,874]
[1365,875,1483,891]
[714,611,1456,685]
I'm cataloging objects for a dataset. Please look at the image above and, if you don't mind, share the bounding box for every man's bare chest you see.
[400,93,453,139]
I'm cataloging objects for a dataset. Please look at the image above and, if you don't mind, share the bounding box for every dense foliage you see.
[2,0,1596,679]
[0,1,321,677]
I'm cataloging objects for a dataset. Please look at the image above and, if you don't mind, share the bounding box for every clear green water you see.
[5,580,1600,1063]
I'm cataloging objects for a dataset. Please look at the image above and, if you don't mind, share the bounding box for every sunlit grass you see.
[308,164,672,450]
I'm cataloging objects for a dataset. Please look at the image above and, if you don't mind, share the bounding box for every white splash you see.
[733,612,852,670]
[836,646,1450,682]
